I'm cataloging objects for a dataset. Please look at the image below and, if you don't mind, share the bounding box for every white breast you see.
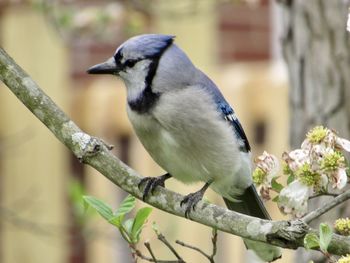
[127,86,252,198]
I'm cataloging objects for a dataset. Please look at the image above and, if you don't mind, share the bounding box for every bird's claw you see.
[138,176,167,201]
[180,191,203,218]
[180,181,211,218]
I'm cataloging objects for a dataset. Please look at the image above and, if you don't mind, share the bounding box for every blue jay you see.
[87,34,281,262]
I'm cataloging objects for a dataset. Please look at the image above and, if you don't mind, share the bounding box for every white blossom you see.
[282,149,309,172]
[253,151,280,200]
[336,137,350,152]
[279,126,350,217]
[278,180,310,218]
[255,151,280,178]
[332,168,348,190]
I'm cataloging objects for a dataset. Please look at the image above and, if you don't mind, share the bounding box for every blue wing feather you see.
[217,101,251,152]
[197,72,251,152]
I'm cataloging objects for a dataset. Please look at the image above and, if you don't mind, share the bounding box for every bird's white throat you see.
[119,59,152,102]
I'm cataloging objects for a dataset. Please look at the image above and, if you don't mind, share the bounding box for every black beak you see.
[87,57,119,75]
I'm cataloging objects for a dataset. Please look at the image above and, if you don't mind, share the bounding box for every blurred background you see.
[0,0,348,263]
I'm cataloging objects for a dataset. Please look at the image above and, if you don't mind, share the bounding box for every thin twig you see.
[129,244,139,263]
[321,251,337,263]
[175,228,217,263]
[144,241,158,263]
[176,240,212,262]
[134,248,152,262]
[158,233,185,262]
[302,189,350,224]
[308,192,338,200]
[176,228,218,263]
[133,246,181,263]
[210,229,218,262]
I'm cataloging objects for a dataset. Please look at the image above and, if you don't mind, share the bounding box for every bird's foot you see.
[138,173,171,201]
[180,181,212,218]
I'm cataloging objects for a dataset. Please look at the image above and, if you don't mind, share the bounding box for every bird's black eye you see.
[124,59,137,68]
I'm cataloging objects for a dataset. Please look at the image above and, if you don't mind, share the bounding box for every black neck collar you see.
[128,41,173,114]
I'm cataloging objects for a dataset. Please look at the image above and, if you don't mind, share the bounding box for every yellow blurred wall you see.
[0,6,69,263]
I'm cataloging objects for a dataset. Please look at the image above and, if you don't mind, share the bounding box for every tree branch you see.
[302,189,350,224]
[308,192,338,200]
[1,47,350,256]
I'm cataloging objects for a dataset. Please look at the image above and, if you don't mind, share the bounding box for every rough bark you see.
[279,0,350,261]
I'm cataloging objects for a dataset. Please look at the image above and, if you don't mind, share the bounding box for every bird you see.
[87,34,281,262]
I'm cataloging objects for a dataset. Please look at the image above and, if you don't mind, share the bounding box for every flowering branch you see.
[253,126,350,219]
[1,47,350,257]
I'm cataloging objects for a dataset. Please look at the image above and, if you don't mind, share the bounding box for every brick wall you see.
[217,0,271,63]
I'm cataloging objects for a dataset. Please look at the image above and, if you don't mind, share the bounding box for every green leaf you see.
[304,233,320,250]
[287,174,295,185]
[271,177,283,193]
[319,223,333,252]
[131,207,153,242]
[108,215,123,228]
[109,195,136,228]
[114,195,136,218]
[83,197,90,213]
[83,195,113,221]
[119,224,132,244]
[123,218,135,242]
